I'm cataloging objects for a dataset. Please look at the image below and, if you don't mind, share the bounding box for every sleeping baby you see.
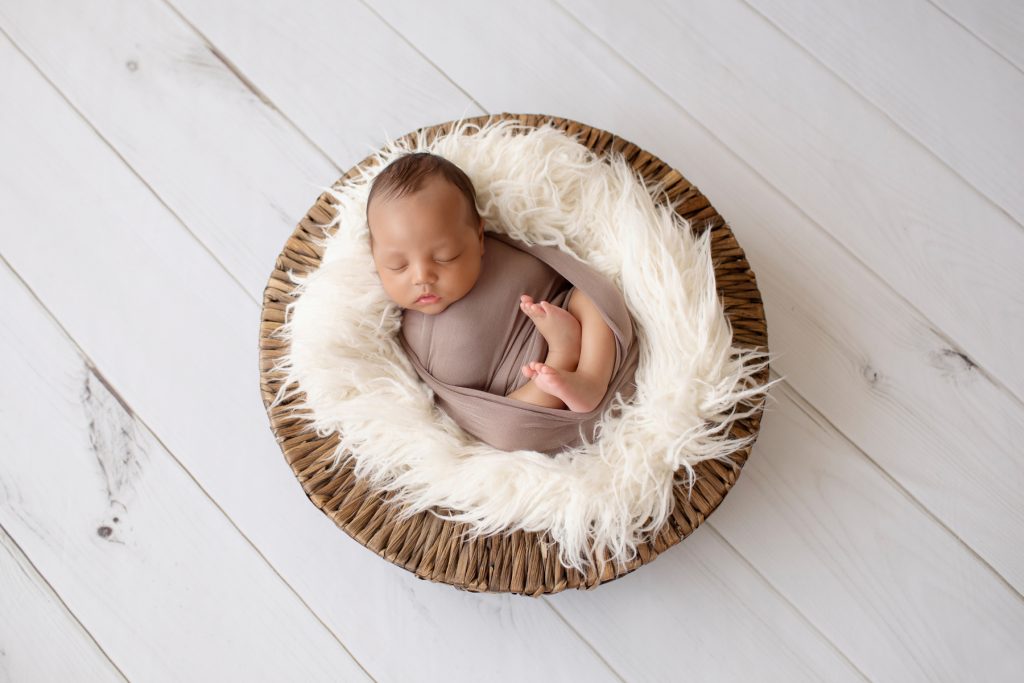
[365,151,618,414]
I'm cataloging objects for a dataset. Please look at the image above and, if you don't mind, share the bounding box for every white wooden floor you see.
[2,0,1022,680]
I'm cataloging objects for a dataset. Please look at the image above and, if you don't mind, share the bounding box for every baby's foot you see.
[521,362,606,413]
[519,294,582,367]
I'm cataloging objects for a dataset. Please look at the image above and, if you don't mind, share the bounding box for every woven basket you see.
[258,112,769,596]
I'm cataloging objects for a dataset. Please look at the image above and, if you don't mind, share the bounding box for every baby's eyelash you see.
[387,256,457,272]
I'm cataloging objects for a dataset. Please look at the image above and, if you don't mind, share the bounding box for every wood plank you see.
[708,377,1024,681]
[549,0,1024,402]
[0,263,370,679]
[930,0,1024,73]
[0,0,341,300]
[550,510,865,682]
[0,526,124,681]
[551,379,1024,681]
[695,125,1024,593]
[164,0,478,168]
[0,0,468,302]
[745,0,1024,227]
[0,22,623,683]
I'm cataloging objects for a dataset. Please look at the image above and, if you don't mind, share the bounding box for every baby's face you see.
[368,173,485,315]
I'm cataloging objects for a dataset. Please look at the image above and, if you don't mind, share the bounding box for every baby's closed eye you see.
[386,254,461,271]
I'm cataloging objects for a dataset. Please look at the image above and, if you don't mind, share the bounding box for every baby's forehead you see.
[369,216,461,236]
[369,223,462,251]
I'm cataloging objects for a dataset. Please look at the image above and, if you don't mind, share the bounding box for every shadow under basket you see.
[257,112,770,596]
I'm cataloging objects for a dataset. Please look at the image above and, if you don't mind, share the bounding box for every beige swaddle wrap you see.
[398,231,640,455]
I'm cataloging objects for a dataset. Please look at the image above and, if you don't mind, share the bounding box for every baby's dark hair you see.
[365,152,481,243]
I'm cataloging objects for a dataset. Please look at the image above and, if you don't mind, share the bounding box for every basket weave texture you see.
[258,112,770,595]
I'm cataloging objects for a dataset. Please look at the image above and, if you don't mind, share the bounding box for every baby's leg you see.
[506,357,571,409]
[517,294,581,371]
[506,294,582,409]
[526,290,615,413]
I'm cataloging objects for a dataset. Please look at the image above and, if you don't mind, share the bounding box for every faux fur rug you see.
[269,117,777,574]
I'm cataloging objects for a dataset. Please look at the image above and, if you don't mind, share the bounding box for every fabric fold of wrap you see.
[398,231,640,455]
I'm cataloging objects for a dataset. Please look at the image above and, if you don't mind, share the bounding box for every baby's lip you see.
[416,293,440,302]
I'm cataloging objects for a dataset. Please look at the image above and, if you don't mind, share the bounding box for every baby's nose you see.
[413,265,437,284]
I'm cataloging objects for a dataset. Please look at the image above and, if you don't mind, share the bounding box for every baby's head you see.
[366,152,485,315]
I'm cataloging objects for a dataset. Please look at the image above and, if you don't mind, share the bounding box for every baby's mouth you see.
[416,293,440,303]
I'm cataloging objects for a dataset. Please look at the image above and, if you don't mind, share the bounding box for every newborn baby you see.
[366,151,616,413]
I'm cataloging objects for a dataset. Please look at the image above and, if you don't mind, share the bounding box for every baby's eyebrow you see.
[380,241,454,256]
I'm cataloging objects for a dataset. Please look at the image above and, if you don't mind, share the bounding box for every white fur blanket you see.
[269,117,776,574]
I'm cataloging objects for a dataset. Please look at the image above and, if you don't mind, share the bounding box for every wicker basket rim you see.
[257,112,770,596]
